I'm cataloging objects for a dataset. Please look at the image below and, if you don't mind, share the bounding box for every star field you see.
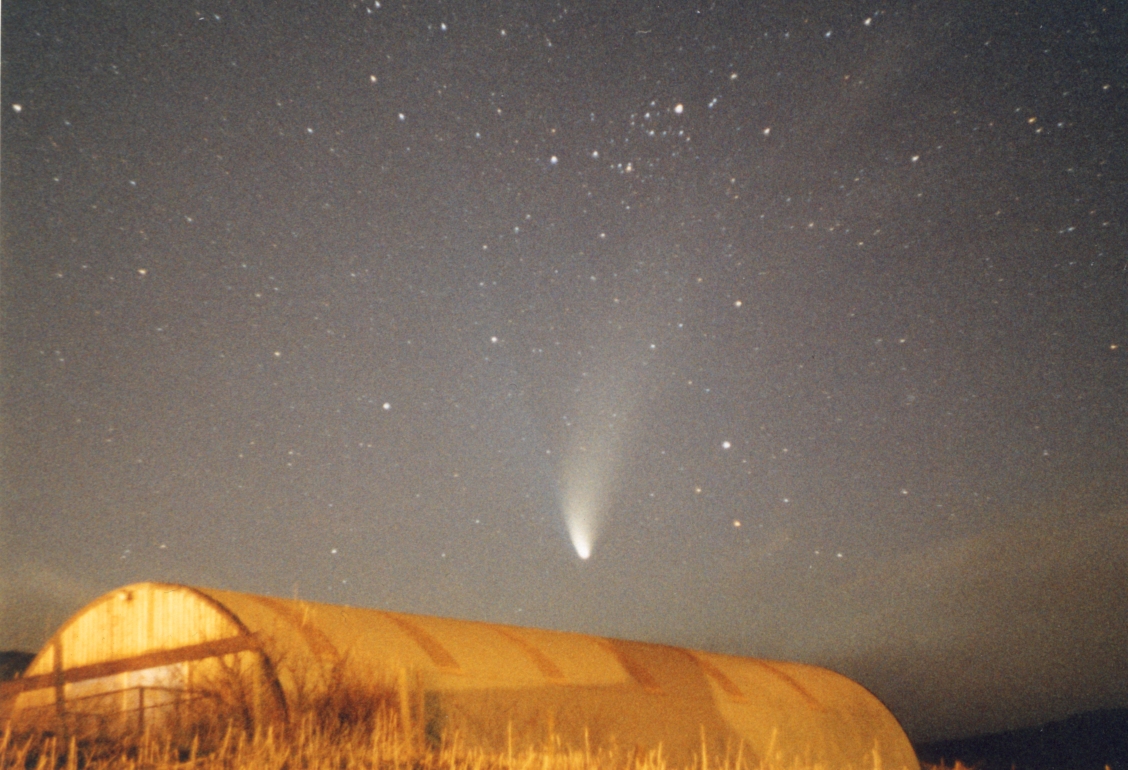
[2,0,1126,742]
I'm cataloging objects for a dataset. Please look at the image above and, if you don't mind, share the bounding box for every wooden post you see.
[52,639,65,725]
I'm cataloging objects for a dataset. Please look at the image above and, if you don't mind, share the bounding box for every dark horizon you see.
[2,0,1125,744]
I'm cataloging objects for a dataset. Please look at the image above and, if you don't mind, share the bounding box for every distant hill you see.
[917,708,1128,770]
[0,650,35,681]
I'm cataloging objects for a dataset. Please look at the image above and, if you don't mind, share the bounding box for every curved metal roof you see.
[8,582,918,769]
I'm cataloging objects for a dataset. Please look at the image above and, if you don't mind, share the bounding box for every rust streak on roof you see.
[750,659,825,711]
[491,627,566,682]
[245,594,341,663]
[680,650,746,702]
[597,639,663,694]
[382,613,462,673]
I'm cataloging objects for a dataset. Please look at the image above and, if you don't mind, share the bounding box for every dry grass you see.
[0,720,960,770]
[1,655,665,770]
[0,715,691,770]
[1,658,929,770]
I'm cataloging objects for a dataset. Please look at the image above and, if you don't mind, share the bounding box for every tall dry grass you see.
[1,656,929,770]
[1,714,688,770]
[1,654,678,770]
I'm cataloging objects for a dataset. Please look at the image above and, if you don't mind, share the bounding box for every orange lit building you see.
[2,582,918,769]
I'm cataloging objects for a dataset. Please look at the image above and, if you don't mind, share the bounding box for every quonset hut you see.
[2,582,918,769]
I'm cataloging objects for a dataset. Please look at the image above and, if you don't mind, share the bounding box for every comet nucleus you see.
[569,525,592,560]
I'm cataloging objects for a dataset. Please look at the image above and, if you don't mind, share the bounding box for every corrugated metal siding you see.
[23,584,244,676]
[10,583,256,731]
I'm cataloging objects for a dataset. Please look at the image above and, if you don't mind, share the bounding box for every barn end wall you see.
[4,582,919,770]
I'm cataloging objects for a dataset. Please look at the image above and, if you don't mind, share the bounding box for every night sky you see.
[2,0,1126,743]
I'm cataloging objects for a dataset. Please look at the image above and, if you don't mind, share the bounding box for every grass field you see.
[0,700,957,770]
[2,724,958,770]
[1,658,930,770]
[0,715,814,770]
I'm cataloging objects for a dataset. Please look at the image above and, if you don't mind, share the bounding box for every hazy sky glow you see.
[2,1,1126,743]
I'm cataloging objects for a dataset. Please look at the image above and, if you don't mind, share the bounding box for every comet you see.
[568,521,593,560]
[554,274,676,560]
[557,402,627,561]
[560,451,608,560]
